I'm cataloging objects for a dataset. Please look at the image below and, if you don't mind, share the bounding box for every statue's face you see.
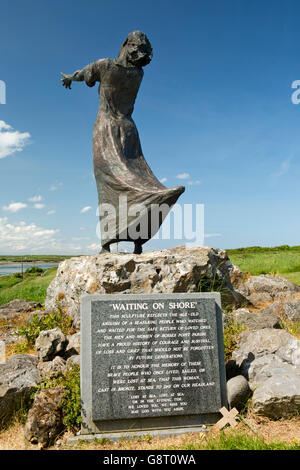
[122,32,153,67]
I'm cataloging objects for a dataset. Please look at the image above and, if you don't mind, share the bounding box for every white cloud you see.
[0,217,83,254]
[0,122,11,131]
[80,206,92,214]
[28,195,43,202]
[50,182,63,191]
[160,177,167,183]
[0,217,58,252]
[87,243,100,251]
[188,180,201,186]
[3,202,27,213]
[47,210,56,215]
[0,121,31,159]
[33,203,45,210]
[176,172,190,180]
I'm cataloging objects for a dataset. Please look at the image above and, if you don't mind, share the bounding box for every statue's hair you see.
[118,30,153,64]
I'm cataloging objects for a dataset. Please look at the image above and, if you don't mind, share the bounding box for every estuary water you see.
[0,263,58,276]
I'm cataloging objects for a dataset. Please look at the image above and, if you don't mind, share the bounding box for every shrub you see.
[17,305,74,345]
[34,364,81,432]
[14,272,23,279]
[60,365,81,430]
[223,318,246,361]
[25,267,44,274]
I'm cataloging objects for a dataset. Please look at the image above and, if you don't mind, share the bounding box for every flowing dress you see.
[83,58,185,249]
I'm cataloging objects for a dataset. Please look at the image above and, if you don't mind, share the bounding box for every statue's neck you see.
[116,54,142,69]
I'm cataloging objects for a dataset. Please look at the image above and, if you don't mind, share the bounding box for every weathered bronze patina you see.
[61,31,184,253]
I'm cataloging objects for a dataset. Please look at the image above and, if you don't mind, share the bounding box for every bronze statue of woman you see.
[61,31,184,254]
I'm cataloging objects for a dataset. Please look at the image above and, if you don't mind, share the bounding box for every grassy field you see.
[227,245,300,285]
[0,255,73,263]
[0,267,58,306]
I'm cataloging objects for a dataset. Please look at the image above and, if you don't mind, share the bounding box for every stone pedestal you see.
[45,246,245,328]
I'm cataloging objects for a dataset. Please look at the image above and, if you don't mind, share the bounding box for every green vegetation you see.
[223,318,246,361]
[227,245,300,285]
[0,255,73,263]
[176,431,300,450]
[17,305,74,346]
[34,365,81,432]
[0,267,58,306]
[279,318,300,340]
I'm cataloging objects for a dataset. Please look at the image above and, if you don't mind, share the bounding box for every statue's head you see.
[118,31,153,67]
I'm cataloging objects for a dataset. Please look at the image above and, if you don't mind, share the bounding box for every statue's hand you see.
[61,73,72,89]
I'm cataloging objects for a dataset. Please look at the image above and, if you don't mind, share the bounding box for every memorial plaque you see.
[81,293,227,435]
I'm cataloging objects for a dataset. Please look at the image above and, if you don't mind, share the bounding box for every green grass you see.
[0,267,58,306]
[0,255,74,263]
[74,430,300,451]
[175,431,300,450]
[227,245,300,285]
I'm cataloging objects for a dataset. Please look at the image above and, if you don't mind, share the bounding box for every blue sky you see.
[1,0,300,254]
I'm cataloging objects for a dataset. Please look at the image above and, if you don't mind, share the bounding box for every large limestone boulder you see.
[259,299,300,322]
[232,329,300,373]
[45,246,246,327]
[232,274,300,308]
[231,329,300,418]
[0,354,40,424]
[230,308,281,331]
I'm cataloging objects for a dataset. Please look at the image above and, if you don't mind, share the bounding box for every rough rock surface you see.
[0,354,40,424]
[35,328,68,362]
[45,246,246,326]
[37,356,67,379]
[65,332,80,359]
[0,299,42,321]
[230,308,281,330]
[0,330,24,347]
[259,299,300,322]
[232,329,300,374]
[231,329,300,418]
[232,274,300,307]
[226,375,252,410]
[25,387,65,447]
[66,354,80,368]
[26,310,49,324]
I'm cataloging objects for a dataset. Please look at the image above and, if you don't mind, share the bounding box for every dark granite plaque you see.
[81,293,227,434]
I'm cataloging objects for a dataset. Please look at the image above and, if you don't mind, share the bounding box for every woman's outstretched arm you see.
[61,60,103,89]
